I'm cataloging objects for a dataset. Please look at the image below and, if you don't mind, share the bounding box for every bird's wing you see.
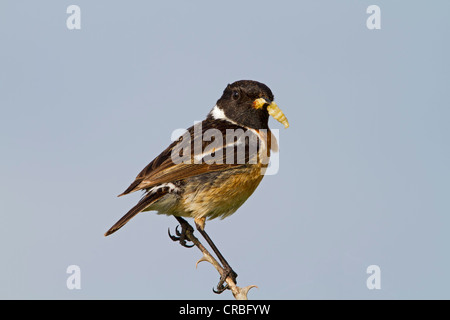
[118,119,267,197]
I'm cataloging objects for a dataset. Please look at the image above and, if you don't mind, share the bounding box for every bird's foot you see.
[213,266,238,294]
[168,219,195,248]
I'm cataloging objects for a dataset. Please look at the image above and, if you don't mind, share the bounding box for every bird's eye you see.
[232,90,240,100]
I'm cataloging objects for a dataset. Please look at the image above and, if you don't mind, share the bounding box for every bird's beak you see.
[253,98,289,129]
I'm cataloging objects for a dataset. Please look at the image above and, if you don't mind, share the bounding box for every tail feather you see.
[104,191,165,236]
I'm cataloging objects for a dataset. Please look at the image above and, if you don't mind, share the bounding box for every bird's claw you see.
[168,224,194,248]
[213,267,238,294]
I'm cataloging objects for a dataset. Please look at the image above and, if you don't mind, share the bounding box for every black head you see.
[212,80,275,129]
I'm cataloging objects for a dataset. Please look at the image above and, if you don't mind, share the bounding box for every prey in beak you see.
[252,98,289,129]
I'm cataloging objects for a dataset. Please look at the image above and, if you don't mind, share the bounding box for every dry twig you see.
[180,223,257,300]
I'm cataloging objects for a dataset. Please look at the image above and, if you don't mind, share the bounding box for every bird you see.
[105,80,289,293]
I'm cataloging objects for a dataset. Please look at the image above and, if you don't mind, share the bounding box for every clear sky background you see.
[1,1,449,299]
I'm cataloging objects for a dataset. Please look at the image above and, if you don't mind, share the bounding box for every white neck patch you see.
[209,105,238,125]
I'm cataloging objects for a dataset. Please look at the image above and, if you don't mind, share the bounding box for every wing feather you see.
[118,119,260,196]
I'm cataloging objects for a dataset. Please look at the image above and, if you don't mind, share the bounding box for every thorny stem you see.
[181,222,257,300]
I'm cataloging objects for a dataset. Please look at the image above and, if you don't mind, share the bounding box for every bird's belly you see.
[177,165,264,220]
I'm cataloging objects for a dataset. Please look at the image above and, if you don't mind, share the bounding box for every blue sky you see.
[1,1,449,299]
